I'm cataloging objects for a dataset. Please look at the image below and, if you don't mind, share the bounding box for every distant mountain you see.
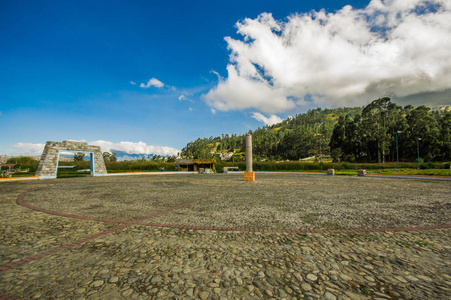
[112,151,160,161]
[105,151,174,161]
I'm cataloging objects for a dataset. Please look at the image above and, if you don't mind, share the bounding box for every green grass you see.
[8,172,36,177]
[355,168,451,177]
[8,161,451,178]
[10,168,450,178]
[259,168,451,177]
[56,173,90,178]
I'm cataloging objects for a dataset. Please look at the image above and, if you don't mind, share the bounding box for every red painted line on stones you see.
[16,192,129,224]
[4,183,245,272]
[7,181,451,275]
[17,182,246,225]
[19,185,451,234]
[0,224,128,273]
[0,295,24,300]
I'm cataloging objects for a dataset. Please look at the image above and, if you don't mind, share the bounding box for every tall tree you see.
[73,152,85,161]
[329,114,361,161]
[406,106,440,162]
[361,97,393,163]
[438,112,451,161]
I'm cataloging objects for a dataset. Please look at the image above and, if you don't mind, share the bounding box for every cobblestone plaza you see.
[1,173,450,299]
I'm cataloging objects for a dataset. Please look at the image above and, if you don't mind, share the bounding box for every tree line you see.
[181,98,451,163]
[330,98,451,163]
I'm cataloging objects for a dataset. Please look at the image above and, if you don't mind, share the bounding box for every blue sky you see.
[1,0,450,158]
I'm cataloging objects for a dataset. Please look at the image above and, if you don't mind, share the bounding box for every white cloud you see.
[205,0,451,113]
[117,155,140,161]
[130,81,136,85]
[11,143,45,156]
[140,78,164,89]
[251,112,283,126]
[178,94,195,103]
[9,141,179,157]
[89,140,179,157]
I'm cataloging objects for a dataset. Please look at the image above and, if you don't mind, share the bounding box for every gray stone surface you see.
[1,177,450,300]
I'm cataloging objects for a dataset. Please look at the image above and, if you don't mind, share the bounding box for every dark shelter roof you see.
[175,159,216,165]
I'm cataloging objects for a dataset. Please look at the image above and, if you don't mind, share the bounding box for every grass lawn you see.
[260,168,451,177]
[333,168,451,177]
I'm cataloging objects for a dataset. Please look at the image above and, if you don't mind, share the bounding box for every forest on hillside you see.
[181,98,451,163]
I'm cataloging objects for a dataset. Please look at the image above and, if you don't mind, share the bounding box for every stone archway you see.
[35,141,107,179]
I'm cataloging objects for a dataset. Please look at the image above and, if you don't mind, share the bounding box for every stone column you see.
[246,133,253,172]
[244,133,255,181]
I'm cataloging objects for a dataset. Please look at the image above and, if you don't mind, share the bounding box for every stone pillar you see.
[246,133,252,172]
[35,141,60,179]
[244,133,255,181]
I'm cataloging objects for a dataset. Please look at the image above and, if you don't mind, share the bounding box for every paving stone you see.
[0,176,450,300]
[306,273,318,281]
[340,274,353,281]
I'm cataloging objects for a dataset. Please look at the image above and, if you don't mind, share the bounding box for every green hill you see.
[181,106,362,161]
[181,98,451,163]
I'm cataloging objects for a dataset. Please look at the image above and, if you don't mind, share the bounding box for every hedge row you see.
[215,161,449,172]
[7,158,449,174]
[105,161,176,172]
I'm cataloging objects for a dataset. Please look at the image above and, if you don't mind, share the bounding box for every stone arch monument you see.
[35,141,107,179]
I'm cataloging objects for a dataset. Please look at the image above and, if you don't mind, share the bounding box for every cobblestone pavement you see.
[1,177,450,300]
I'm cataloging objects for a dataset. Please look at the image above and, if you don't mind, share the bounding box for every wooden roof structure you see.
[175,159,216,172]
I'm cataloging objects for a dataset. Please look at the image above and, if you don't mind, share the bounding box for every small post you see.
[244,133,255,181]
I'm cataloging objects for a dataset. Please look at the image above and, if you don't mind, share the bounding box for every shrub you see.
[5,156,40,172]
[420,162,437,169]
[343,154,356,163]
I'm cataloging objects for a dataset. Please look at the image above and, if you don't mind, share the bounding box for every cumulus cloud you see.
[11,142,45,156]
[130,81,136,85]
[205,0,451,113]
[9,141,179,157]
[89,140,179,157]
[251,112,283,126]
[140,78,164,88]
